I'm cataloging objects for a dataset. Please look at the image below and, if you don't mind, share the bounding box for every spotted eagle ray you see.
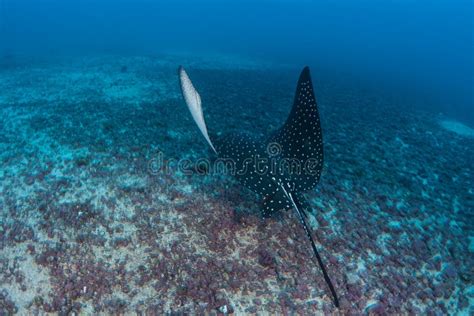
[179,66,339,307]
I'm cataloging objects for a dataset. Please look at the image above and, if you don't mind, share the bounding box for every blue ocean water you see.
[1,0,473,123]
[0,0,473,314]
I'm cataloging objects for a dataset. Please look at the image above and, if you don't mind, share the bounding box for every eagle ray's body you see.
[179,66,339,308]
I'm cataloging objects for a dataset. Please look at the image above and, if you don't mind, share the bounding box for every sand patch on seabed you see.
[440,119,474,138]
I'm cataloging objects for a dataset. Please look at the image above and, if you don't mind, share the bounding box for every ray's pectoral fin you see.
[179,66,217,154]
[261,189,312,220]
[269,66,324,192]
[261,186,293,218]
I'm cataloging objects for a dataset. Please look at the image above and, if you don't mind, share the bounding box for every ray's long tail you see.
[283,188,340,308]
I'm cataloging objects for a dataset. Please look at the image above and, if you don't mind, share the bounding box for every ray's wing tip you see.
[300,66,311,79]
[178,65,185,75]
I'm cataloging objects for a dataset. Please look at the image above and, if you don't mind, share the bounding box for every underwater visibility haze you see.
[0,0,473,314]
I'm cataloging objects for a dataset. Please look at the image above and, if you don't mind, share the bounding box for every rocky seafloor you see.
[0,54,472,315]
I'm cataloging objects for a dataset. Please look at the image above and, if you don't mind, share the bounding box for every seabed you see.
[0,54,472,314]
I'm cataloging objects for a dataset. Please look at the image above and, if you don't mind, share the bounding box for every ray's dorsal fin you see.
[179,66,217,154]
[270,66,323,192]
